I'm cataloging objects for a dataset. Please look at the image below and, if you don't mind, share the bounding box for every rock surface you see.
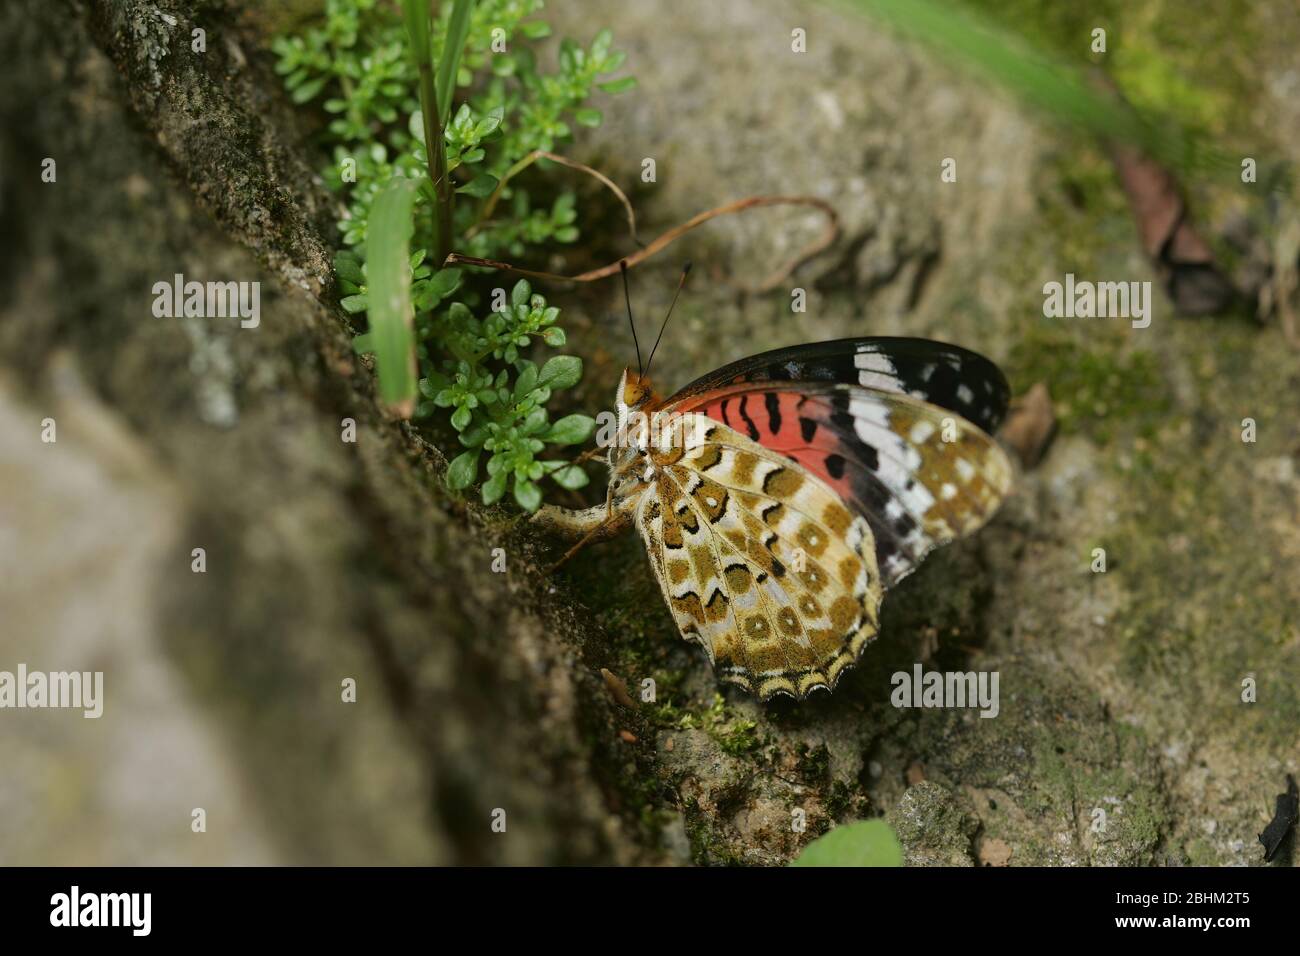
[0,0,1296,866]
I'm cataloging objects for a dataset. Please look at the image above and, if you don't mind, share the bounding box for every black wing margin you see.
[669,337,1011,435]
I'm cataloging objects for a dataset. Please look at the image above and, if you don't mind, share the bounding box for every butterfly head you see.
[618,368,661,411]
[612,367,658,460]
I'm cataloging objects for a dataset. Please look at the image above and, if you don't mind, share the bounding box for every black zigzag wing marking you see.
[669,337,1011,434]
[801,390,934,585]
[675,381,1010,588]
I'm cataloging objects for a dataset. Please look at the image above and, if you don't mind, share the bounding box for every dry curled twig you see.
[449,178,840,294]
[470,149,644,247]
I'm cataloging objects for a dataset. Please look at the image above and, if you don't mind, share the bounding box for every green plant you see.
[274,0,635,509]
[837,0,1237,179]
[789,819,904,867]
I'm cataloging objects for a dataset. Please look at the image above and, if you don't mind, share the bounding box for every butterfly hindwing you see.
[670,336,1011,434]
[667,382,1012,588]
[634,413,882,700]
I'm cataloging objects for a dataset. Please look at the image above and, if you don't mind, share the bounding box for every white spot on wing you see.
[855,351,902,393]
[900,480,935,515]
[848,394,891,428]
[855,351,896,374]
[859,371,902,392]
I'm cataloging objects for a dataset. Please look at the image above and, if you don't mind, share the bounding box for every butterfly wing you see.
[630,338,1012,699]
[669,336,1011,434]
[665,380,1012,588]
[634,413,883,700]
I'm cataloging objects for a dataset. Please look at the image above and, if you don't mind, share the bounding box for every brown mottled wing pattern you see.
[669,382,1013,587]
[634,413,883,700]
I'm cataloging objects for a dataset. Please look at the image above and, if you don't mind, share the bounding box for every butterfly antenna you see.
[620,259,643,379]
[643,262,692,381]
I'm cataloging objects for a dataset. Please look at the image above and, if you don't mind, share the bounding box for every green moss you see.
[824,781,859,821]
[964,0,1262,171]
[1006,323,1172,444]
[715,718,760,757]
[796,743,832,787]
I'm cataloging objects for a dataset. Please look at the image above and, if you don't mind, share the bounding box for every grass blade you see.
[437,0,477,127]
[403,0,454,264]
[366,177,422,414]
[833,0,1232,178]
[400,0,430,66]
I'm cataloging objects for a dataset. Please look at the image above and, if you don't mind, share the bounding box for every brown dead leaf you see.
[978,837,1013,867]
[905,761,926,786]
[1000,382,1057,469]
[1109,143,1236,316]
[601,668,635,708]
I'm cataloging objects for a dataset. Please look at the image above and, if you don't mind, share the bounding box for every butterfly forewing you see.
[667,382,1012,587]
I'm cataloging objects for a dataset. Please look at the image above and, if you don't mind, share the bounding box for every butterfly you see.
[534,264,1013,701]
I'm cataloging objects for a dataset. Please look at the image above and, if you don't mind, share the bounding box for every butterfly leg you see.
[533,492,637,573]
[532,503,612,537]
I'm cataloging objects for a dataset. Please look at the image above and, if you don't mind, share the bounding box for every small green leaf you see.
[542,327,566,347]
[573,107,603,127]
[538,355,582,390]
[510,279,532,307]
[482,470,508,506]
[597,76,637,94]
[789,820,903,868]
[520,406,547,433]
[408,107,426,143]
[514,361,539,397]
[450,102,473,134]
[544,413,595,446]
[427,268,461,300]
[447,449,480,490]
[474,106,505,138]
[291,75,327,103]
[340,294,369,314]
[514,477,542,512]
[334,254,365,285]
[550,464,590,490]
[558,38,579,73]
[457,173,499,197]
